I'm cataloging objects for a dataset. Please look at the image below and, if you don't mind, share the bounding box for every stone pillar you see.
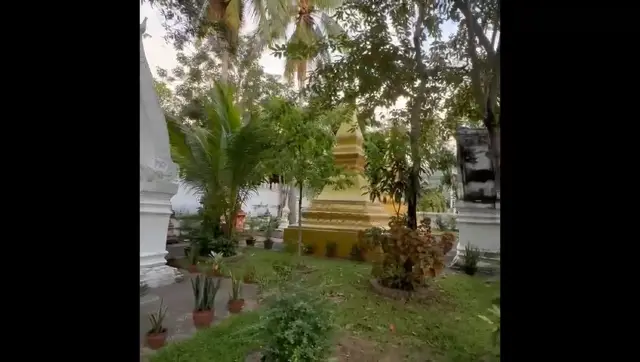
[140,181,182,287]
[453,128,500,271]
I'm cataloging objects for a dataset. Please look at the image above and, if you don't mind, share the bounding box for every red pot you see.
[192,309,214,329]
[228,299,245,314]
[187,265,199,273]
[146,329,167,350]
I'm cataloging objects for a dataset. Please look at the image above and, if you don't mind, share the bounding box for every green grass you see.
[152,249,500,362]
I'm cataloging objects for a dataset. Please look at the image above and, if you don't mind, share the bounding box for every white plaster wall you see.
[170,181,200,214]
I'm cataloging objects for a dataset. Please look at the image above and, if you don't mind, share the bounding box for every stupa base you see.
[283,226,363,258]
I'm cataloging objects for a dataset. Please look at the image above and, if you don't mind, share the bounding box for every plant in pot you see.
[227,272,245,313]
[245,217,259,246]
[243,265,256,284]
[145,299,168,350]
[191,274,221,329]
[207,252,225,277]
[463,243,481,276]
[263,215,279,250]
[186,243,200,273]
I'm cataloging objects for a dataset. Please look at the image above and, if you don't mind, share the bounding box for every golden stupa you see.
[283,113,390,258]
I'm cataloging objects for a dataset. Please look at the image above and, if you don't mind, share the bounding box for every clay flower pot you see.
[146,329,167,350]
[187,265,199,273]
[192,309,214,329]
[228,299,245,314]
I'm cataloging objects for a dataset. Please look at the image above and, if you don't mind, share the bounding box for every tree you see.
[146,0,289,83]
[156,34,294,123]
[153,79,176,114]
[167,83,275,238]
[260,97,353,255]
[307,0,462,229]
[438,0,500,193]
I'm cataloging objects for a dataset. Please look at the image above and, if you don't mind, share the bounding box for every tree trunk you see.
[297,182,303,256]
[288,185,297,224]
[221,48,230,84]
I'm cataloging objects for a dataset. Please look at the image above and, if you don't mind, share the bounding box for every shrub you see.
[303,244,315,255]
[272,260,293,282]
[243,266,256,284]
[349,244,366,262]
[463,243,480,275]
[260,292,334,362]
[210,236,237,257]
[325,242,338,258]
[374,217,454,291]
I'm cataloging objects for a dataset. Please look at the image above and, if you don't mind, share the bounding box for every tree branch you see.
[454,0,496,60]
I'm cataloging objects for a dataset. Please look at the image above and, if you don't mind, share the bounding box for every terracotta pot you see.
[146,329,167,350]
[187,265,199,273]
[192,309,214,329]
[228,299,245,313]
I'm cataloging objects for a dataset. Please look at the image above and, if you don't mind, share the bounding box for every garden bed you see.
[150,249,500,362]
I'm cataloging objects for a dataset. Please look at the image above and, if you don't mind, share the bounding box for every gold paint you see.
[283,112,394,257]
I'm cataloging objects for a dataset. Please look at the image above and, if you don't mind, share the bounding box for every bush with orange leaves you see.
[364,216,454,291]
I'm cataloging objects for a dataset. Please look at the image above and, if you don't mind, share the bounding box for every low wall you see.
[416,212,457,230]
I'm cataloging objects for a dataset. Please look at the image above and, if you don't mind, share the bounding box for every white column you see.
[278,184,290,230]
[140,181,183,287]
[453,201,500,270]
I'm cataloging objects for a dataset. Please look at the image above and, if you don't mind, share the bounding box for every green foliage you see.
[478,303,500,346]
[243,265,256,283]
[147,299,168,334]
[434,215,457,231]
[463,243,481,275]
[210,236,238,257]
[140,281,149,297]
[191,275,222,312]
[260,291,334,362]
[229,272,243,300]
[186,243,201,265]
[418,187,448,212]
[168,83,275,239]
[272,260,293,282]
[369,218,454,291]
[263,215,280,241]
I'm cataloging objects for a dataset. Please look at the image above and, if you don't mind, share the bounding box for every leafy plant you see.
[191,275,222,312]
[325,242,338,258]
[463,243,481,275]
[147,299,167,335]
[303,244,315,255]
[210,236,238,257]
[375,217,454,291]
[186,243,200,266]
[272,260,293,282]
[243,266,256,284]
[478,304,500,346]
[140,281,149,297]
[229,272,243,301]
[264,215,280,242]
[260,291,334,362]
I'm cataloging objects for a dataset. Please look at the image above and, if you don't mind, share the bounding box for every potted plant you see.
[243,266,256,284]
[145,299,168,350]
[191,274,221,329]
[206,252,225,277]
[186,243,200,273]
[463,243,481,276]
[245,217,259,246]
[263,215,279,250]
[227,272,245,313]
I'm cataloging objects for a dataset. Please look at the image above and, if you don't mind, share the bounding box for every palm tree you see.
[167,83,275,237]
[196,0,290,84]
[282,0,344,90]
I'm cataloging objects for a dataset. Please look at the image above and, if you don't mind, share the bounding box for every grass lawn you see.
[152,248,500,362]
